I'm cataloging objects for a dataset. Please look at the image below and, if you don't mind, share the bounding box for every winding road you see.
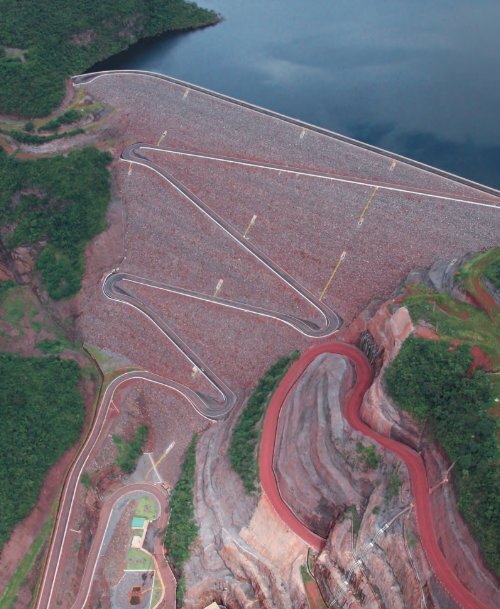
[67,484,174,609]
[35,131,342,609]
[260,342,490,609]
[32,71,498,609]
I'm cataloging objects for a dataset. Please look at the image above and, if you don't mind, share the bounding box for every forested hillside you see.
[0,353,84,548]
[386,337,499,574]
[0,0,217,116]
[0,146,111,298]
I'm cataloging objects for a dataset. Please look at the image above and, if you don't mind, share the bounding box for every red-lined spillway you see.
[259,341,489,609]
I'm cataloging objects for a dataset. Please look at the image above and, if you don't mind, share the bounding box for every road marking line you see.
[319,251,346,301]
[156,130,167,146]
[146,146,499,210]
[183,88,189,99]
[243,214,257,238]
[390,159,397,171]
[213,278,224,297]
[358,187,378,226]
[300,128,306,140]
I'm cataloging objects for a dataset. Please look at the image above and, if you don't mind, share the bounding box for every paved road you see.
[260,342,490,609]
[34,371,199,609]
[65,484,175,609]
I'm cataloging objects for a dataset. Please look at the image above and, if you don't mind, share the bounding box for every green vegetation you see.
[0,353,84,549]
[385,468,402,501]
[0,0,218,117]
[0,287,25,327]
[135,495,158,520]
[40,108,81,132]
[300,565,327,609]
[346,505,362,534]
[35,338,66,354]
[126,547,154,571]
[385,337,499,573]
[0,504,56,609]
[164,435,198,607]
[484,258,500,289]
[403,284,499,365]
[0,279,15,296]
[80,472,92,489]
[113,424,148,474]
[0,146,111,299]
[456,247,500,294]
[0,127,84,144]
[406,528,419,549]
[355,441,381,470]
[229,351,300,493]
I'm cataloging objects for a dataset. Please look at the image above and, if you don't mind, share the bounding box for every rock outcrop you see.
[182,256,499,608]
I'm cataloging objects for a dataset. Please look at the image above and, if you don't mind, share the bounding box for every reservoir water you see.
[93,0,500,189]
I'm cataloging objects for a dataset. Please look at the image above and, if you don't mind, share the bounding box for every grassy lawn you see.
[135,495,158,520]
[0,503,56,609]
[126,548,154,571]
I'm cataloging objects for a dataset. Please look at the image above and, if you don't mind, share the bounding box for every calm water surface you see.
[94,0,500,188]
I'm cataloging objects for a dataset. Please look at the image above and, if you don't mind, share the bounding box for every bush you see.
[164,435,198,607]
[35,338,66,354]
[113,425,148,474]
[1,127,84,143]
[229,351,300,493]
[40,108,81,132]
[356,441,381,470]
[385,337,499,573]
[385,469,402,500]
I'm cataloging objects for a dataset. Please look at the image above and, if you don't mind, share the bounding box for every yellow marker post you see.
[157,130,167,146]
[358,187,378,226]
[319,251,347,301]
[300,128,306,140]
[183,88,190,99]
[243,214,257,239]
[390,159,397,171]
[127,162,133,176]
[154,441,175,469]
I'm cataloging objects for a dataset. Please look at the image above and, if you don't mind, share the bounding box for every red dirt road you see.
[260,342,489,609]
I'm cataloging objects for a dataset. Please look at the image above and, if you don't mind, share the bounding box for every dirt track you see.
[260,342,489,609]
